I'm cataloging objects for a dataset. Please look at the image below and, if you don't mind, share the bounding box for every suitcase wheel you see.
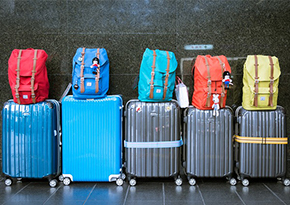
[229,178,237,186]
[49,179,58,188]
[63,177,71,186]
[4,178,13,186]
[129,178,137,186]
[116,178,124,186]
[121,173,126,180]
[175,177,183,186]
[188,178,196,186]
[283,178,290,186]
[242,178,250,187]
[58,175,64,182]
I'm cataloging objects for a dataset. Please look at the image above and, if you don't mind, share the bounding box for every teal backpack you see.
[138,48,178,102]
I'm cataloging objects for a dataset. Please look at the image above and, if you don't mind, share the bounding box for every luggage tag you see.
[175,76,189,108]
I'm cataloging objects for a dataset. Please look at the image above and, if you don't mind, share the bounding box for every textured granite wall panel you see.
[0,0,290,176]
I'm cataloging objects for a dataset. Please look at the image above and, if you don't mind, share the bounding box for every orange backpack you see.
[192,55,232,110]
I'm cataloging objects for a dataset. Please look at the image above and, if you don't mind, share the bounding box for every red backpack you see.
[8,48,49,104]
[192,55,232,110]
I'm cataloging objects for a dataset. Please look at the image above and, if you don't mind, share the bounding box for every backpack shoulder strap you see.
[149,50,157,99]
[95,48,100,93]
[163,51,171,100]
[80,47,86,93]
[253,55,259,107]
[31,49,38,103]
[204,56,211,107]
[216,56,225,107]
[268,56,274,107]
[15,49,22,104]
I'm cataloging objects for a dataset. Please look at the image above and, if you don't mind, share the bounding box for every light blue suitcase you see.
[61,95,124,186]
[1,99,61,187]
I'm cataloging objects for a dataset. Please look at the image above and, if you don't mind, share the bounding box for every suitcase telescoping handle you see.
[59,83,72,103]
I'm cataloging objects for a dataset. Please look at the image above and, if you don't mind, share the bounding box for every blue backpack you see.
[138,48,177,102]
[72,47,109,99]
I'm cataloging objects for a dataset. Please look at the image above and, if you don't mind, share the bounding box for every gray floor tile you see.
[0,181,32,204]
[125,182,163,203]
[235,183,285,204]
[44,200,85,205]
[164,183,203,203]
[245,202,285,205]
[263,182,290,202]
[85,183,127,203]
[205,203,244,205]
[43,182,96,204]
[201,191,242,203]
[3,201,46,205]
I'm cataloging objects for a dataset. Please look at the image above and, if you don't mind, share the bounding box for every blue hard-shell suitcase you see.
[2,99,61,187]
[61,95,124,186]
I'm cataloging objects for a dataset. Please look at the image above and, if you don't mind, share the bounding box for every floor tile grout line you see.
[162,183,165,205]
[82,183,97,205]
[122,185,130,205]
[43,184,63,205]
[196,184,206,205]
[1,182,31,205]
[234,189,247,205]
[263,183,287,205]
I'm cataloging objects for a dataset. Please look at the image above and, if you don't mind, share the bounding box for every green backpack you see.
[242,55,280,110]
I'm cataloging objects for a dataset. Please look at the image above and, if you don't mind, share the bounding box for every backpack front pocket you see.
[250,86,277,108]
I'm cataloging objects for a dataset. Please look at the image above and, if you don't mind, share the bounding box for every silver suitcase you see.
[234,106,289,186]
[183,106,236,186]
[124,100,183,186]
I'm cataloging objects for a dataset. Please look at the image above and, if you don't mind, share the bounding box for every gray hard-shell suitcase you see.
[234,106,289,186]
[183,106,236,186]
[124,100,183,186]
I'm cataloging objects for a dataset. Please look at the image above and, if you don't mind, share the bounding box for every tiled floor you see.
[1,176,290,205]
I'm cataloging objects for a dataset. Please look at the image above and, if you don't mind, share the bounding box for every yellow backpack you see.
[242,55,280,110]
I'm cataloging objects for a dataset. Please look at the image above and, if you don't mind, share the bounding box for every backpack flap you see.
[73,48,108,67]
[244,55,280,82]
[195,55,231,82]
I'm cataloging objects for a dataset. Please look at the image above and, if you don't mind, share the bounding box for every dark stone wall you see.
[1,0,290,175]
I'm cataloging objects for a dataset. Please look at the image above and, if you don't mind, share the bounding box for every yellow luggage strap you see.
[234,135,288,145]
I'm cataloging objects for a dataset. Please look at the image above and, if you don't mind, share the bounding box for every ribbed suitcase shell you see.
[2,100,60,178]
[235,106,287,178]
[184,106,233,178]
[62,95,122,182]
[125,100,181,178]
